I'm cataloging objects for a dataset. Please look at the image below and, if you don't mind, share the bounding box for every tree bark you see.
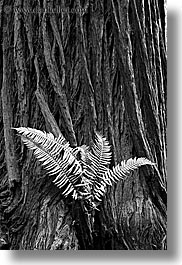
[0,0,167,250]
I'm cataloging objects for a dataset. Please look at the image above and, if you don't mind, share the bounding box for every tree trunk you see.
[0,0,167,250]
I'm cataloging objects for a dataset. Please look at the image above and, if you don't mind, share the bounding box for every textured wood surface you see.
[0,0,167,250]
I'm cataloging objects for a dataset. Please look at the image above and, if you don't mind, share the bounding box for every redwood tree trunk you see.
[0,0,167,250]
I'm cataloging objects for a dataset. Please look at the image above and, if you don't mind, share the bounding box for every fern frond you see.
[92,157,155,201]
[13,127,82,197]
[85,133,112,179]
[13,127,155,205]
[82,133,112,200]
[104,157,155,184]
[14,127,71,151]
[70,133,112,202]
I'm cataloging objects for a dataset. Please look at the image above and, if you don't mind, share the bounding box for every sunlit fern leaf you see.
[14,127,70,152]
[104,157,155,184]
[85,132,112,178]
[72,145,96,184]
[83,132,112,199]
[92,179,107,201]
[13,127,155,205]
[13,127,82,198]
[92,157,155,201]
[70,133,112,202]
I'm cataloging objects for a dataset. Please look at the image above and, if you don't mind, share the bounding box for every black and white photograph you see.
[0,0,168,253]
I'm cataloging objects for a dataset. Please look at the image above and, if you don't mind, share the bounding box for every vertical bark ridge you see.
[1,4,20,185]
[78,0,97,133]
[35,87,62,138]
[42,0,77,147]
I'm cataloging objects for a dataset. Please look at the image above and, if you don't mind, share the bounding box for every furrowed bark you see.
[34,56,62,138]
[35,87,62,138]
[0,0,167,250]
[78,1,97,132]
[1,5,20,185]
[48,1,66,87]
[14,0,29,127]
[42,0,77,147]
[23,0,34,59]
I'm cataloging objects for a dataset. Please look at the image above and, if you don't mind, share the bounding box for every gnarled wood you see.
[0,0,167,250]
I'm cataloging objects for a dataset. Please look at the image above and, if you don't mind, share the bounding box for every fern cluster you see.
[14,127,155,208]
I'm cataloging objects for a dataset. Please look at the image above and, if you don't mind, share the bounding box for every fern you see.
[14,127,155,206]
[83,133,111,181]
[106,157,155,183]
[94,157,155,201]
[13,127,82,198]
